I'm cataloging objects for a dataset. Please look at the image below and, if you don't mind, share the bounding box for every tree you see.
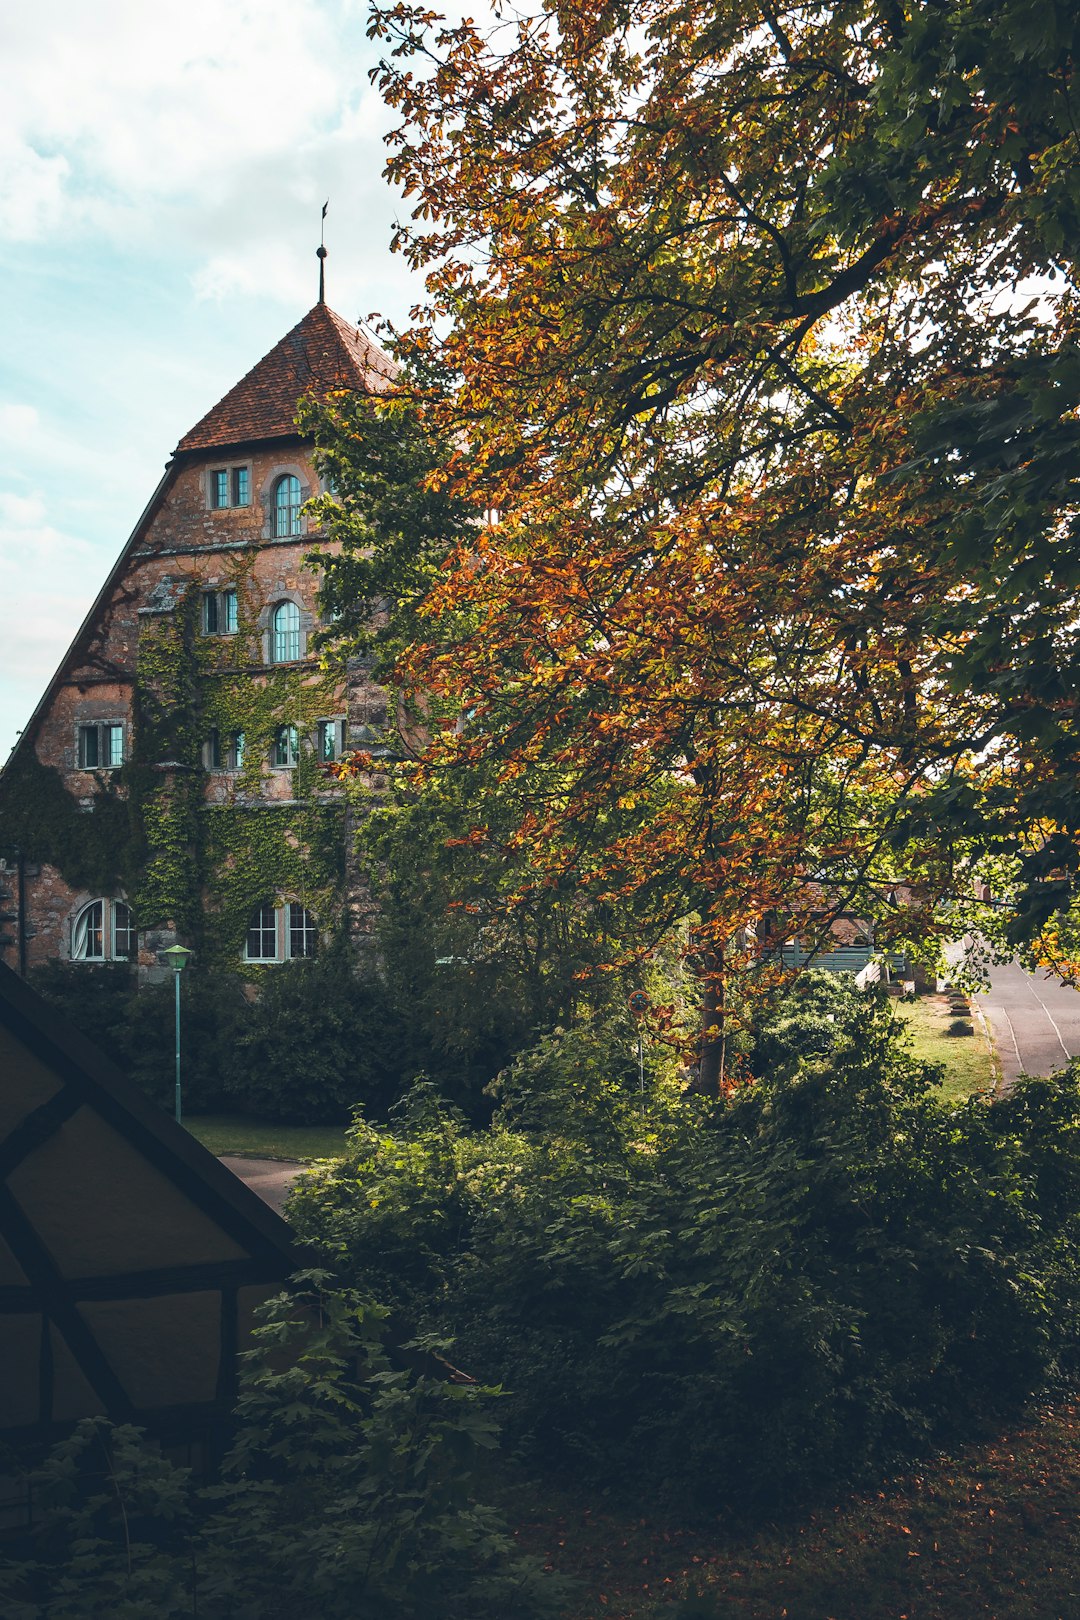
[307,394,668,1099]
[328,0,1080,1084]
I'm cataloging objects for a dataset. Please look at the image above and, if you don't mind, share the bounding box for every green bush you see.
[0,1278,565,1620]
[291,1006,1080,1510]
[29,953,410,1124]
[221,948,409,1123]
[748,967,870,1079]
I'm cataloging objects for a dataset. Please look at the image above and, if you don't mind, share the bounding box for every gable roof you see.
[175,302,396,455]
[0,961,301,1441]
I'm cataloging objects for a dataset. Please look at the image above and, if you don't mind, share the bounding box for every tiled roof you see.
[174,303,396,454]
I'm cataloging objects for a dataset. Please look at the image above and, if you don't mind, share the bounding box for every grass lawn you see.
[518,1402,1080,1619]
[184,1113,350,1161]
[893,992,999,1102]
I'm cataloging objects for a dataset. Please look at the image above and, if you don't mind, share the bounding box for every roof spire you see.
[317,199,329,304]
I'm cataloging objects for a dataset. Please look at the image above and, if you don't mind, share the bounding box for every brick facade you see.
[0,303,391,981]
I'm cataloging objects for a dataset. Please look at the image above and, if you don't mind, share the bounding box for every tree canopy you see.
[319,0,1080,1078]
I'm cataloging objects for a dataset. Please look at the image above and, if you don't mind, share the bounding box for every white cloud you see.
[0,404,42,445]
[0,146,70,241]
[0,488,101,752]
[3,2,342,193]
[0,0,426,756]
[0,0,423,341]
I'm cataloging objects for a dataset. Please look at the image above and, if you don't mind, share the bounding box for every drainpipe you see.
[17,848,26,978]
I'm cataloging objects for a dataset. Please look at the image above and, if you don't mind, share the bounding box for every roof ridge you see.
[174,303,395,455]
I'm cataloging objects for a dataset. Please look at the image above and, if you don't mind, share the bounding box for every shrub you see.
[222,948,410,1123]
[748,968,870,1079]
[29,952,411,1124]
[291,1007,1080,1511]
[0,1278,565,1620]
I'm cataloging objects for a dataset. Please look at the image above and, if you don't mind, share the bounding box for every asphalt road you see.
[220,1155,304,1216]
[972,960,1080,1089]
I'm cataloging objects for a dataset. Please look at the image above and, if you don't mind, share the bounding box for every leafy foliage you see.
[307,0,1080,1063]
[292,1004,1080,1509]
[0,1281,564,1620]
[29,953,409,1124]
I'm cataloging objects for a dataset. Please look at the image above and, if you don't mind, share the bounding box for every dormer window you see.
[272,475,302,538]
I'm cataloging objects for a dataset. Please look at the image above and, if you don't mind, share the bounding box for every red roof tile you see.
[175,303,396,454]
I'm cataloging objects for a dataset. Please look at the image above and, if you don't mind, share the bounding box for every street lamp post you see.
[162,945,193,1124]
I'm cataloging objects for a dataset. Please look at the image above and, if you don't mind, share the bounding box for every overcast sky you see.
[0,0,427,760]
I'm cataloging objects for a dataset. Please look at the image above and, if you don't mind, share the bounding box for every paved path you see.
[219,1155,304,1216]
[970,961,1080,1090]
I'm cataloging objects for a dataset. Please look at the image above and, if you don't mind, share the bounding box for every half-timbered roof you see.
[0,962,300,1444]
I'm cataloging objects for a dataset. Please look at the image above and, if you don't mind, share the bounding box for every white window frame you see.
[271,724,300,768]
[269,599,302,664]
[243,901,319,963]
[271,474,303,538]
[71,898,135,962]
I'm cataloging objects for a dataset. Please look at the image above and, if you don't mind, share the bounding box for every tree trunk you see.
[694,945,726,1096]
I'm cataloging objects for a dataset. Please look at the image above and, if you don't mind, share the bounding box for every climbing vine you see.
[0,569,350,970]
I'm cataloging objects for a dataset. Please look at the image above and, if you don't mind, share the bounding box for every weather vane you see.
[317,200,328,304]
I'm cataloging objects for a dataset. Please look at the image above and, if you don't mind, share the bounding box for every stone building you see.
[0,297,394,980]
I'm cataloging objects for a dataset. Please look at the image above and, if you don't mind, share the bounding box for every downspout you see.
[17,847,26,978]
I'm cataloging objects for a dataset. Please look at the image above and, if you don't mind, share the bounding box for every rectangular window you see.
[272,726,299,768]
[202,589,238,635]
[288,902,317,959]
[211,469,229,509]
[317,719,344,762]
[78,724,124,769]
[232,466,250,506]
[112,902,134,959]
[245,903,278,962]
[229,731,245,770]
[78,726,99,769]
[204,730,223,770]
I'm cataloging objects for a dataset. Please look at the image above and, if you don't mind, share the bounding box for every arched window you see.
[270,600,301,664]
[72,899,134,961]
[272,475,302,538]
[244,901,318,962]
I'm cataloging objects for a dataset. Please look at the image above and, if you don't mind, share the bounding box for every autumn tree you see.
[307,392,669,1093]
[322,0,1080,1087]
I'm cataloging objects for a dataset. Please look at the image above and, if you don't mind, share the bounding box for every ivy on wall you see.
[0,748,132,897]
[0,572,349,971]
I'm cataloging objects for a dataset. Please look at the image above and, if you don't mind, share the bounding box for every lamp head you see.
[162,944,193,974]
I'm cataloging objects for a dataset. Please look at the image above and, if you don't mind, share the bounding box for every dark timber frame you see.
[0,961,301,1450]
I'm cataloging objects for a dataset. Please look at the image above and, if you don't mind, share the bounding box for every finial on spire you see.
[317,199,329,304]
